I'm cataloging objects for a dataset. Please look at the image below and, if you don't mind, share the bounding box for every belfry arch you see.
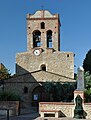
[32,30,41,47]
[47,30,52,48]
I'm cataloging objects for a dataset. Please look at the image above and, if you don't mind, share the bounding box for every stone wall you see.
[39,102,91,119]
[16,51,74,79]
[26,10,60,52]
[83,103,91,119]
[2,74,39,108]
[0,101,19,116]
[2,73,75,108]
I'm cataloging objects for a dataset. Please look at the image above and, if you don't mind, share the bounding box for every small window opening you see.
[47,30,52,48]
[33,31,41,47]
[24,87,28,94]
[41,64,46,71]
[67,54,69,57]
[41,22,45,29]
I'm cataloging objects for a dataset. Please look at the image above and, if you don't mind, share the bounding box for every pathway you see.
[0,113,91,120]
[0,107,91,120]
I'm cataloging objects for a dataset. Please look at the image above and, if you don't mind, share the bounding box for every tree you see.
[0,67,11,80]
[43,81,64,102]
[84,71,91,102]
[62,82,75,101]
[83,49,91,73]
[43,81,76,102]
[0,91,20,101]
[84,71,91,89]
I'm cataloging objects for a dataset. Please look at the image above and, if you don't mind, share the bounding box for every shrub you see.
[84,89,91,102]
[0,91,20,101]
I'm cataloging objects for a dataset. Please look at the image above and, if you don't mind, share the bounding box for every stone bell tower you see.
[16,10,74,80]
[27,10,60,53]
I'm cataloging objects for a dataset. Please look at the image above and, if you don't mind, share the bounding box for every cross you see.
[41,5,44,10]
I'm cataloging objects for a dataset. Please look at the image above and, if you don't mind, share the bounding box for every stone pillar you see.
[77,66,84,90]
[74,66,84,103]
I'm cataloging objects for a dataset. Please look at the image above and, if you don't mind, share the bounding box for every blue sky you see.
[0,0,91,74]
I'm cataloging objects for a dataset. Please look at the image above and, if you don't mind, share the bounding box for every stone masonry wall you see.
[39,102,91,119]
[27,10,60,51]
[1,72,75,108]
[0,101,19,116]
[16,51,74,79]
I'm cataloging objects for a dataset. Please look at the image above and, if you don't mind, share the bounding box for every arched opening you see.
[47,30,52,48]
[67,54,69,57]
[33,30,41,47]
[41,22,45,29]
[41,64,46,71]
[32,86,48,107]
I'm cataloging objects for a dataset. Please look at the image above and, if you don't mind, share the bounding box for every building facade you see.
[16,10,74,79]
[3,10,75,107]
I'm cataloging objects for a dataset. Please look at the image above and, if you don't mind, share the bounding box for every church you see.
[3,10,75,107]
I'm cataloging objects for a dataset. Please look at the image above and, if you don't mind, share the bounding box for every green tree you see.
[0,67,11,80]
[84,89,91,102]
[83,49,91,73]
[84,71,91,102]
[43,81,64,102]
[84,71,91,89]
[43,81,76,102]
[0,91,20,101]
[62,82,75,101]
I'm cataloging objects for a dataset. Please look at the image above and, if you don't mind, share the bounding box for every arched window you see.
[41,22,45,29]
[67,54,69,57]
[41,64,46,71]
[24,87,28,94]
[47,30,52,48]
[33,30,41,47]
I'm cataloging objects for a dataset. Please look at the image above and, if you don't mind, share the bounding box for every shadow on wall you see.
[3,64,49,108]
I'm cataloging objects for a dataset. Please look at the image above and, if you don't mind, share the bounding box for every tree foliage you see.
[84,71,91,89]
[84,89,91,102]
[0,91,20,101]
[0,67,11,80]
[43,81,63,101]
[84,71,91,102]
[83,49,91,102]
[83,49,91,73]
[43,81,76,102]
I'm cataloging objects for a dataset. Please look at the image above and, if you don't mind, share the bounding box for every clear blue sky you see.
[0,0,91,74]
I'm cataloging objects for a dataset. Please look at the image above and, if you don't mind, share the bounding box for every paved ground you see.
[0,107,91,120]
[0,113,91,120]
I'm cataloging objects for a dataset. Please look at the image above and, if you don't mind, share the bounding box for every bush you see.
[84,89,91,102]
[0,91,20,101]
[43,81,76,102]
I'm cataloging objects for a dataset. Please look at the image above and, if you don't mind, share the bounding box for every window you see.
[41,22,45,29]
[33,30,41,47]
[67,54,69,57]
[47,30,52,48]
[24,87,28,94]
[41,64,46,71]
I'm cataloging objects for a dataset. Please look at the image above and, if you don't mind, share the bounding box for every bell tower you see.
[16,10,74,79]
[26,10,60,53]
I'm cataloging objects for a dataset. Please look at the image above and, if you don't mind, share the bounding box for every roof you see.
[4,70,76,83]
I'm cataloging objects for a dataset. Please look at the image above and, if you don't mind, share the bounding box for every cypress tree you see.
[83,49,91,73]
